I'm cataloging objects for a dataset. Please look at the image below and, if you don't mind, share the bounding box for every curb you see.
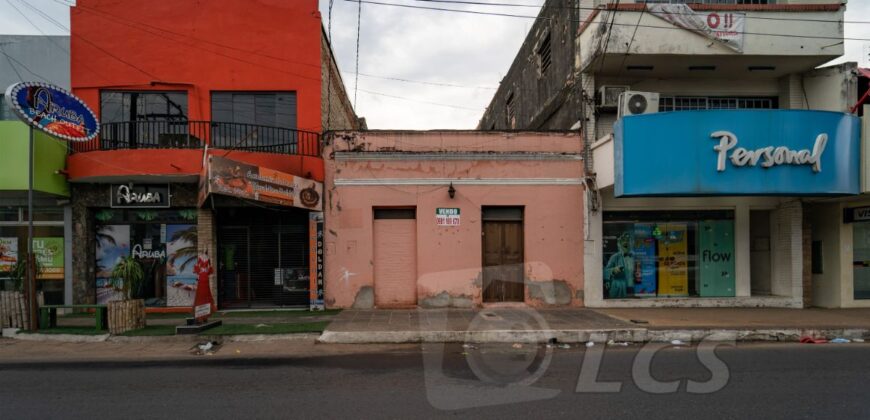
[4,331,321,344]
[317,327,870,344]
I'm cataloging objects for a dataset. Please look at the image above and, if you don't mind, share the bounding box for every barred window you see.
[659,96,777,112]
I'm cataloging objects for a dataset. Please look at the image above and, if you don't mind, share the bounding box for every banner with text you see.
[201,155,322,211]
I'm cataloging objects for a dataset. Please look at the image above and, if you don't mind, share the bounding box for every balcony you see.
[66,121,324,183]
[578,3,844,78]
[72,120,321,157]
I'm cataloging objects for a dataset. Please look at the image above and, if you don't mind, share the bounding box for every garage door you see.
[373,208,417,307]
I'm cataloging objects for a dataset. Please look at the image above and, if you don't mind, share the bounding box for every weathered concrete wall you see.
[321,29,359,131]
[323,131,585,309]
[70,183,199,304]
[478,0,581,131]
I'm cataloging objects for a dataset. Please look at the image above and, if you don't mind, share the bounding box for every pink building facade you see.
[322,131,585,308]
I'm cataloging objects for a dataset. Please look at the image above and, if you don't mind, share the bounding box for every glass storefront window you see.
[603,211,735,299]
[852,222,870,300]
[94,208,198,307]
[0,225,66,305]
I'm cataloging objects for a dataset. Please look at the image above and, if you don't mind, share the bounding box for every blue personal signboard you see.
[614,110,860,197]
[4,82,99,142]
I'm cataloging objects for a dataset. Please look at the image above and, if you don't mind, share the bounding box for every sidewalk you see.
[319,307,870,344]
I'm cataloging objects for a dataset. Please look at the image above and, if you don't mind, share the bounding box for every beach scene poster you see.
[166,224,197,307]
[95,225,130,304]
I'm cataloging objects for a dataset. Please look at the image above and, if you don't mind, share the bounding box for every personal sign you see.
[436,208,460,226]
[4,82,99,142]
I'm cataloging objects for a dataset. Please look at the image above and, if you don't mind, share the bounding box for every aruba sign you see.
[4,82,99,142]
[614,110,860,197]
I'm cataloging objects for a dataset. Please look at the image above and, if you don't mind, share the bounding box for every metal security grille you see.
[217,208,309,309]
[659,96,776,112]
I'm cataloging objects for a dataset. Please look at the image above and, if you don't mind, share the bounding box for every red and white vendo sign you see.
[647,4,746,52]
[436,208,460,226]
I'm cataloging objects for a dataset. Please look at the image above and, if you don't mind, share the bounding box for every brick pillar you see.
[197,209,218,305]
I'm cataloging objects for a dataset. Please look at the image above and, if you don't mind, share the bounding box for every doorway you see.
[482,207,524,303]
[372,208,417,307]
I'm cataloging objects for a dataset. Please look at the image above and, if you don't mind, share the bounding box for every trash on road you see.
[853,338,865,343]
[799,336,828,344]
[511,343,523,349]
[830,338,851,344]
[607,339,630,347]
[670,340,685,346]
[585,341,595,348]
[462,343,477,350]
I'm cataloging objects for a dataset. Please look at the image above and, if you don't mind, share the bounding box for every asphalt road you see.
[1,343,869,419]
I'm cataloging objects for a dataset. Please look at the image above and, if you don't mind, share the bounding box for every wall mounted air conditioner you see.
[618,91,660,118]
[598,85,630,108]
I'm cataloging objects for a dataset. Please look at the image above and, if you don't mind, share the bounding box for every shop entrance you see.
[216,206,310,309]
[482,207,524,303]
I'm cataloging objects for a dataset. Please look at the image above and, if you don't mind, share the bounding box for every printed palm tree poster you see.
[96,225,130,304]
[657,223,689,297]
[166,224,198,307]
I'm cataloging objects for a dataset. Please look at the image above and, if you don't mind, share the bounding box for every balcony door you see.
[211,92,297,153]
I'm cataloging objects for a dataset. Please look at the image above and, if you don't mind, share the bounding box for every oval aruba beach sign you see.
[4,81,99,142]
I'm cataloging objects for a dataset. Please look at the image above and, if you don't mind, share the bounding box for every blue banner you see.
[614,110,860,196]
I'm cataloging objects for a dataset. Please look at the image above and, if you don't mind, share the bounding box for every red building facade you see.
[68,0,356,310]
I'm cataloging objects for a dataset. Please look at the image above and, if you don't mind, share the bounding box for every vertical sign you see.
[657,223,689,297]
[309,212,324,310]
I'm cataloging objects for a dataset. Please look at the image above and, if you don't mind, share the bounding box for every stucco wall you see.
[322,131,585,308]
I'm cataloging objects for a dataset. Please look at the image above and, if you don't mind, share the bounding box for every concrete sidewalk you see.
[319,307,870,344]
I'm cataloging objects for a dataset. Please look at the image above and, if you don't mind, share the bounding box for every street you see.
[1,343,869,419]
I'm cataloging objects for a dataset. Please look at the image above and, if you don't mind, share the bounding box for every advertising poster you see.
[166,224,198,307]
[204,155,323,211]
[631,224,657,296]
[602,223,635,299]
[95,225,130,304]
[0,237,18,273]
[33,237,63,280]
[657,223,689,297]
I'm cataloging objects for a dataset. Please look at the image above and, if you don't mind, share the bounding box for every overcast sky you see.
[0,0,867,129]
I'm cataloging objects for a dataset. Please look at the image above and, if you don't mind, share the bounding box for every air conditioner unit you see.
[598,85,629,108]
[618,91,660,118]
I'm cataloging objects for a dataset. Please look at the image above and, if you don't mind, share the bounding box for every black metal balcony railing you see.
[72,120,321,157]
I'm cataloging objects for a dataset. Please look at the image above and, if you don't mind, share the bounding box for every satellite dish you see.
[628,94,648,114]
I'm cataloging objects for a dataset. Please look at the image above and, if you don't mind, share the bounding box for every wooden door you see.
[373,211,417,307]
[483,220,524,302]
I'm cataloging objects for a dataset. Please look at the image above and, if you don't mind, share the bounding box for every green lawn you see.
[214,309,341,318]
[202,321,330,335]
[19,327,106,335]
[120,325,177,336]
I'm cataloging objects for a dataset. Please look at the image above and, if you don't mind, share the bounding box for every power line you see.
[358,88,484,111]
[347,0,870,42]
[354,0,363,109]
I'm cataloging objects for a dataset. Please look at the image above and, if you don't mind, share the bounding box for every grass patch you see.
[214,309,341,318]
[121,325,177,337]
[145,312,191,320]
[19,327,106,335]
[203,321,329,335]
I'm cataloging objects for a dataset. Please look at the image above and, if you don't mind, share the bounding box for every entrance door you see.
[482,207,524,302]
[373,208,417,307]
[218,226,250,309]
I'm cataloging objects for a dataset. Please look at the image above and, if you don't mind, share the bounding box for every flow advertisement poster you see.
[657,223,689,297]
[632,224,657,296]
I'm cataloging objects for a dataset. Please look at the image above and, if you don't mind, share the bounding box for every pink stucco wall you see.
[323,131,585,308]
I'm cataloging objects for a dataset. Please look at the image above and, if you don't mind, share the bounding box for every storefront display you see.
[93,209,197,306]
[0,206,67,304]
[603,211,735,299]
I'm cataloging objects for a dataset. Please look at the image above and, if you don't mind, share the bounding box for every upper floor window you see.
[211,92,298,149]
[536,32,552,76]
[100,91,188,123]
[659,96,777,112]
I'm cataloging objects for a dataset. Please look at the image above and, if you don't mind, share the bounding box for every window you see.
[0,94,15,121]
[536,32,552,76]
[658,96,777,112]
[603,211,735,299]
[100,91,188,123]
[504,92,516,129]
[641,1,772,5]
[211,92,297,129]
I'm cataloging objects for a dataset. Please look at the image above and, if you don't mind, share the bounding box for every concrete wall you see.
[323,131,585,308]
[0,35,70,90]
